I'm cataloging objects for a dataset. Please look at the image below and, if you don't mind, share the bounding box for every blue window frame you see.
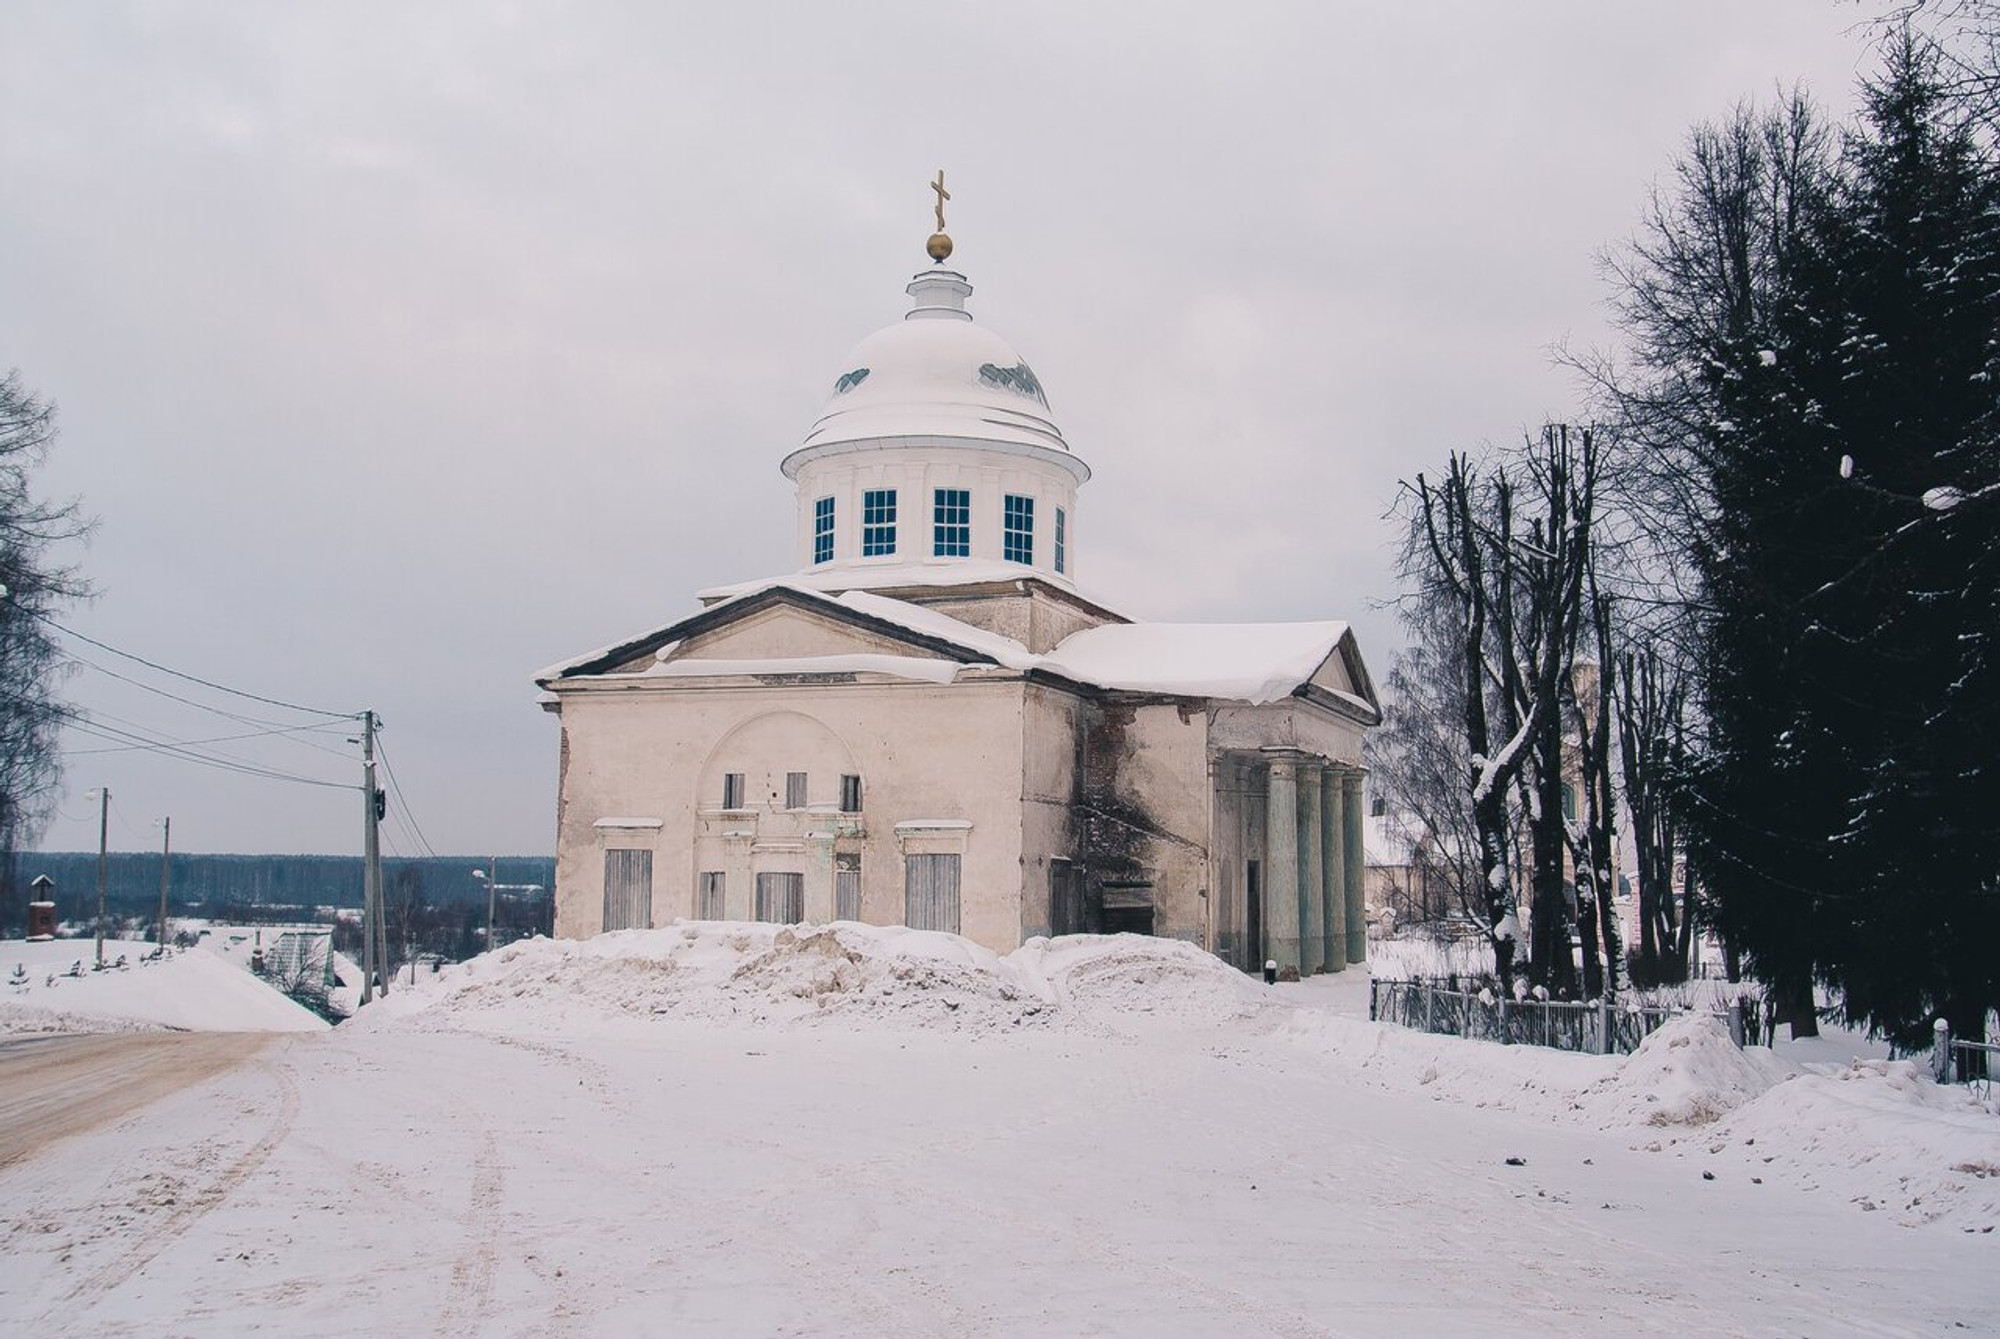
[813,496,835,565]
[1003,494,1034,565]
[862,489,897,557]
[933,488,970,557]
[1054,507,1067,574]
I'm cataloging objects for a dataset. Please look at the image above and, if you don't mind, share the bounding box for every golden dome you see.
[926,231,954,263]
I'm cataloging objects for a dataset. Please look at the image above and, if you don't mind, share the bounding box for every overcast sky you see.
[3,2,1891,856]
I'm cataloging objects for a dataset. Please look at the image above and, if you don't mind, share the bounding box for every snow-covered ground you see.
[0,936,328,1034]
[1,922,1994,1336]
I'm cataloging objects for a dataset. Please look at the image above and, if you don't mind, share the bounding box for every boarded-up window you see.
[1049,858,1080,936]
[755,872,804,924]
[786,771,808,809]
[698,870,725,920]
[839,774,863,813]
[722,773,745,809]
[904,854,961,934]
[836,853,861,921]
[602,849,653,932]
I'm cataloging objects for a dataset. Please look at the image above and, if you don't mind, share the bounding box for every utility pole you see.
[486,855,497,953]
[360,710,383,1003]
[93,786,109,969]
[157,816,171,952]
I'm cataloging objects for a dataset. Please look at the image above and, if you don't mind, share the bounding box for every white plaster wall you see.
[550,676,1028,952]
[1210,702,1365,766]
[791,444,1080,584]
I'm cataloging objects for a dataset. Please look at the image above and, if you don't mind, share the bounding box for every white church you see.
[536,190,1380,977]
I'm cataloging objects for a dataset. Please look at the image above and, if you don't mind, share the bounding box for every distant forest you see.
[3,852,555,936]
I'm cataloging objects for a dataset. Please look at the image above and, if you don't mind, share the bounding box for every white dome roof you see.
[782,270,1086,482]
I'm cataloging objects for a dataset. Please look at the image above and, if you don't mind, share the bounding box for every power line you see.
[34,613,358,719]
[62,702,348,777]
[373,733,438,859]
[66,718,351,757]
[58,713,354,791]
[63,651,359,763]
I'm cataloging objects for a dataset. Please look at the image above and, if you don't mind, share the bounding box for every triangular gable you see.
[1302,628,1382,723]
[537,583,1019,684]
[669,604,955,667]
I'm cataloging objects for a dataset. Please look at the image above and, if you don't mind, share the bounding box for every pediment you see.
[544,584,1005,683]
[666,605,951,668]
[1304,629,1382,722]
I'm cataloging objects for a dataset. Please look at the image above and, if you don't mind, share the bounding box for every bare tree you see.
[0,372,90,938]
[1566,594,1622,1001]
[1618,647,1695,987]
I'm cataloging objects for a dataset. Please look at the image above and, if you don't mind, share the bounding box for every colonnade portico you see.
[1251,750,1366,978]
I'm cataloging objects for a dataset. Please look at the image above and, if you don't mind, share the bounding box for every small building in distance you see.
[536,207,1380,976]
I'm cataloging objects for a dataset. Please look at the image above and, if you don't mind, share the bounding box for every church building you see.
[536,189,1381,977]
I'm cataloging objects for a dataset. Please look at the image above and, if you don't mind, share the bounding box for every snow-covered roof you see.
[698,558,1112,607]
[543,580,1375,715]
[1039,621,1351,707]
[646,653,962,685]
[781,269,1085,482]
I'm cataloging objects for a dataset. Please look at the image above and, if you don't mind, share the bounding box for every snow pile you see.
[1691,1057,2000,1228]
[1019,934,1271,1031]
[0,938,329,1034]
[1580,1013,1788,1128]
[353,922,1274,1038]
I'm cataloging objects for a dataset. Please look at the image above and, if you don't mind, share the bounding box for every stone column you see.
[1263,757,1301,976]
[1342,769,1368,964]
[1320,766,1346,974]
[1298,764,1325,975]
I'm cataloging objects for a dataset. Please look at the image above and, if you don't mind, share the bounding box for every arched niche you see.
[696,709,861,813]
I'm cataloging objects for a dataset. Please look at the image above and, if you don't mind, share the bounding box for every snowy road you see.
[0,1015,1989,1338]
[0,1032,273,1169]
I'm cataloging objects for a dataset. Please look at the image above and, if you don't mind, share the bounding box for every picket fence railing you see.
[1370,977,1763,1056]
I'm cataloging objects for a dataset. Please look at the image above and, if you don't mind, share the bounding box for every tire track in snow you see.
[438,1130,505,1336]
[442,1028,950,1338]
[49,1043,302,1320]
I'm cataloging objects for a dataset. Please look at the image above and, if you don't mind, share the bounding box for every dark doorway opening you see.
[1100,882,1155,937]
[1245,859,1263,969]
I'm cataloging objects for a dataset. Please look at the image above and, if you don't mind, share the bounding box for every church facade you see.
[537,222,1380,977]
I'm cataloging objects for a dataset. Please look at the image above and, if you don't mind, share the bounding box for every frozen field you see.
[1,923,1995,1337]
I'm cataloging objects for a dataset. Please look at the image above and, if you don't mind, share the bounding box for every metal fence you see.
[1931,1019,1999,1098]
[1370,978,1761,1055]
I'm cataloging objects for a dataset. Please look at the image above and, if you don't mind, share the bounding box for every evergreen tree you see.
[1652,35,2000,1047]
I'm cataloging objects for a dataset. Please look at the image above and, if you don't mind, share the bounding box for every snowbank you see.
[0,938,330,1034]
[1578,1013,1790,1128]
[1679,1057,2000,1229]
[349,922,1268,1038]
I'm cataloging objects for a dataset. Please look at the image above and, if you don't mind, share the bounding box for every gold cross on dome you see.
[931,170,950,232]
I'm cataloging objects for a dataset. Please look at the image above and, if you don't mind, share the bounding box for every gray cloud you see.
[0,1,1881,854]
